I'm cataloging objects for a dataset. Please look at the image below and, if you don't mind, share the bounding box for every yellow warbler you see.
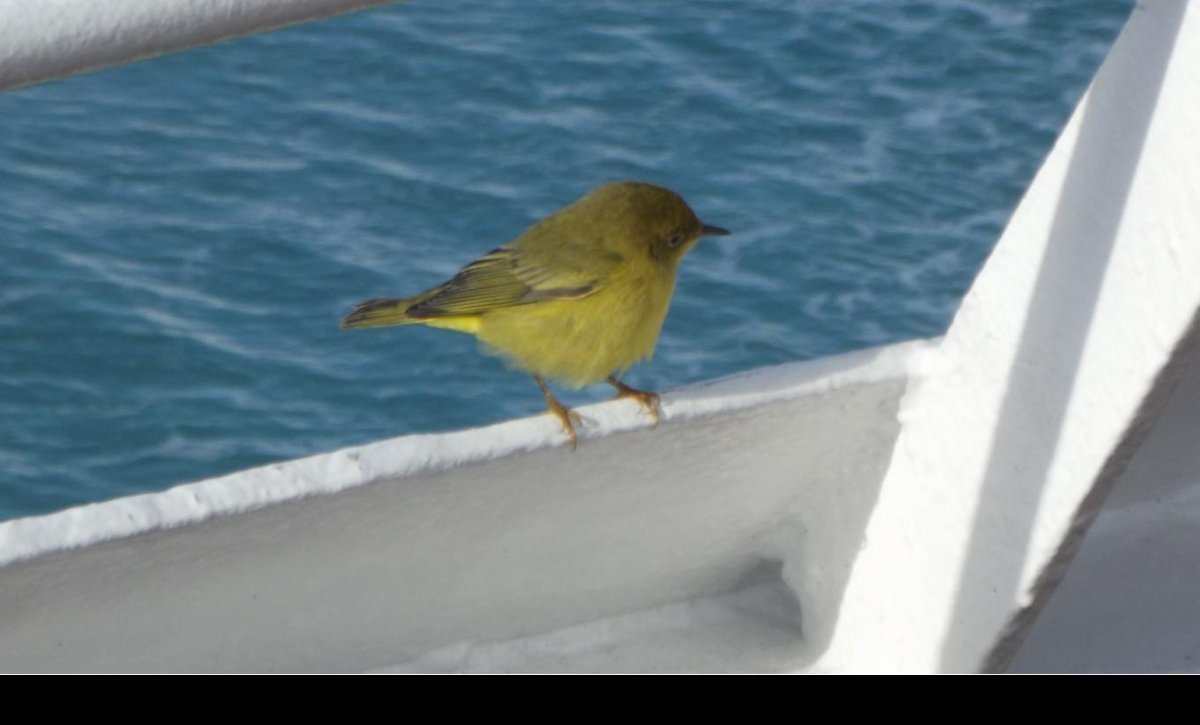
[341,180,728,448]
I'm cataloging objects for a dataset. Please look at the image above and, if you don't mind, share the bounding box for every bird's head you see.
[575,181,729,264]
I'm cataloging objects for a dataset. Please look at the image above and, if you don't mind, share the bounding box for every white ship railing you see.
[0,0,398,91]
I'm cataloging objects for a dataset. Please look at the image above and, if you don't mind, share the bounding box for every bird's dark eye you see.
[666,232,685,248]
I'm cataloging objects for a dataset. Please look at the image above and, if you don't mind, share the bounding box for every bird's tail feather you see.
[340,297,420,329]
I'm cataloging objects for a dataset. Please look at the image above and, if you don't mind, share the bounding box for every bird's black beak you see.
[701,223,730,237]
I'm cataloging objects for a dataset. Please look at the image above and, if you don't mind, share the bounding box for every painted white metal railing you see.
[0,0,398,92]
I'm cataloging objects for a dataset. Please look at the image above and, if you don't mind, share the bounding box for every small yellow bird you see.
[341,180,729,448]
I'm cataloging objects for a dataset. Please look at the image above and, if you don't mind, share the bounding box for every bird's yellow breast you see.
[474,261,676,387]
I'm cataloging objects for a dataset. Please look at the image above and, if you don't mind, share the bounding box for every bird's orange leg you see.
[534,375,582,450]
[607,375,661,426]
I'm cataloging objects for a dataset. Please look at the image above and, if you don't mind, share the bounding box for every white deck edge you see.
[0,339,941,569]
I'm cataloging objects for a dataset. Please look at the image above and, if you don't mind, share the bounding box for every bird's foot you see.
[607,376,661,427]
[546,398,583,450]
[534,375,582,450]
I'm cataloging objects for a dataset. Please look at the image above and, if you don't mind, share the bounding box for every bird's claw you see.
[546,401,581,450]
[608,377,661,427]
[535,375,583,450]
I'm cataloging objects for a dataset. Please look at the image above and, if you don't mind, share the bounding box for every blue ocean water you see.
[0,0,1131,520]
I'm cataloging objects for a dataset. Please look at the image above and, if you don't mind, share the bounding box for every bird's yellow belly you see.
[476,269,675,387]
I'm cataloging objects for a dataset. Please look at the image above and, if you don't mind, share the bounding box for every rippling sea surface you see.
[0,0,1132,519]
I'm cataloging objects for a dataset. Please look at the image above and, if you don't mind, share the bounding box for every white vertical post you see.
[816,0,1200,672]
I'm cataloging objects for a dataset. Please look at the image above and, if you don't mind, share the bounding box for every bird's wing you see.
[405,242,624,318]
